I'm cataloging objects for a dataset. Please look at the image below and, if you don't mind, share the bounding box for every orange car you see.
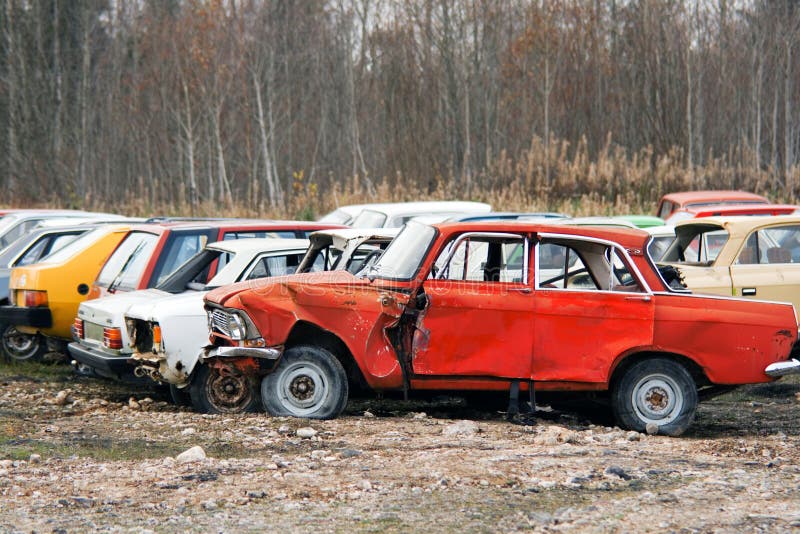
[200,221,799,435]
[656,190,769,220]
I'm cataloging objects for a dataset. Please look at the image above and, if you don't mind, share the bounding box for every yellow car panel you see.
[7,225,131,338]
[663,215,800,311]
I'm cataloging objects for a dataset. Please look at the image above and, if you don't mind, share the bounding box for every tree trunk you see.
[253,71,280,208]
[213,104,233,207]
[3,0,17,195]
[785,40,794,191]
[78,8,92,199]
[182,81,198,212]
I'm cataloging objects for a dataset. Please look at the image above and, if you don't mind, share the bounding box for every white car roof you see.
[318,205,368,222]
[205,238,309,287]
[206,237,310,255]
[355,201,491,217]
[645,225,675,238]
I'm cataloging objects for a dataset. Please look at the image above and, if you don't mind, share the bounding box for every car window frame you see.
[534,233,652,295]
[429,232,530,285]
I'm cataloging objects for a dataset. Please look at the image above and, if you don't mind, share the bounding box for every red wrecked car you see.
[202,221,800,435]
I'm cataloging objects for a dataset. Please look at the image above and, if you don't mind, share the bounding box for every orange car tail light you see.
[152,324,162,345]
[23,290,48,308]
[103,327,123,350]
[73,318,84,339]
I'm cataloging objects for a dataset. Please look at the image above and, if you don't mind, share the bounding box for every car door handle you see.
[742,288,757,296]
[510,287,532,294]
[624,295,651,302]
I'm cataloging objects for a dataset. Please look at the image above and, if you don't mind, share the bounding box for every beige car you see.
[660,216,800,307]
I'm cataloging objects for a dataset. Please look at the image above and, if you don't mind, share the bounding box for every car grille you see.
[211,309,232,337]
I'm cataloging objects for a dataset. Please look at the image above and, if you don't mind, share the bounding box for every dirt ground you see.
[1,362,799,533]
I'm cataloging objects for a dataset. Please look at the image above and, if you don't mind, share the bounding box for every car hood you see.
[78,289,170,326]
[205,270,371,307]
[126,290,207,322]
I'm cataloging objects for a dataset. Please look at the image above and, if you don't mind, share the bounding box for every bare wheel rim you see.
[276,361,329,417]
[631,372,684,426]
[2,327,41,361]
[204,369,253,412]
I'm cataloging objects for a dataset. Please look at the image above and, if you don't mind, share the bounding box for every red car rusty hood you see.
[205,270,373,307]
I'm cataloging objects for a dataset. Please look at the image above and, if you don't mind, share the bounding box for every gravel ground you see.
[1,362,799,533]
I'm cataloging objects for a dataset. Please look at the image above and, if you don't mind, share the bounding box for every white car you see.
[317,204,368,225]
[0,211,121,251]
[67,238,310,381]
[125,228,399,412]
[347,201,491,228]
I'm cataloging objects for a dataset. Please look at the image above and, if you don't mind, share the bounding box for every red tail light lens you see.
[73,318,84,339]
[23,290,48,308]
[103,327,123,350]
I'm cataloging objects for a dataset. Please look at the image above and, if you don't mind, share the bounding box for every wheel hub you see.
[644,387,668,411]
[632,374,683,425]
[290,376,315,400]
[276,361,329,416]
[207,372,251,409]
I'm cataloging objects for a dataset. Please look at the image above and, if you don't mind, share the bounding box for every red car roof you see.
[661,190,769,206]
[685,203,799,217]
[432,221,650,250]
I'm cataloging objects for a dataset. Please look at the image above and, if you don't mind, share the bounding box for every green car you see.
[615,215,666,228]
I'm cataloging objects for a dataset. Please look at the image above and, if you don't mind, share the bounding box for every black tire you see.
[0,323,47,362]
[261,345,348,419]
[169,384,193,406]
[612,358,698,437]
[188,362,261,414]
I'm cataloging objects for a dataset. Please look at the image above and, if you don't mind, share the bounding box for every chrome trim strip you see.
[207,345,282,360]
[765,359,800,377]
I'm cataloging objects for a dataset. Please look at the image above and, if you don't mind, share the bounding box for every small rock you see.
[604,465,632,480]
[412,412,427,419]
[340,448,362,458]
[54,390,71,406]
[363,410,375,418]
[479,479,489,487]
[29,454,41,464]
[645,423,659,435]
[0,460,12,469]
[181,427,196,436]
[296,427,318,439]
[357,479,372,491]
[71,496,95,508]
[246,490,268,499]
[128,398,140,410]
[442,420,479,437]
[176,446,206,464]
[202,499,217,510]
[626,431,641,441]
[277,425,291,434]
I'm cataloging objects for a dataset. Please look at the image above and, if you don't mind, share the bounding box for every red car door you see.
[532,236,655,384]
[410,232,536,379]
